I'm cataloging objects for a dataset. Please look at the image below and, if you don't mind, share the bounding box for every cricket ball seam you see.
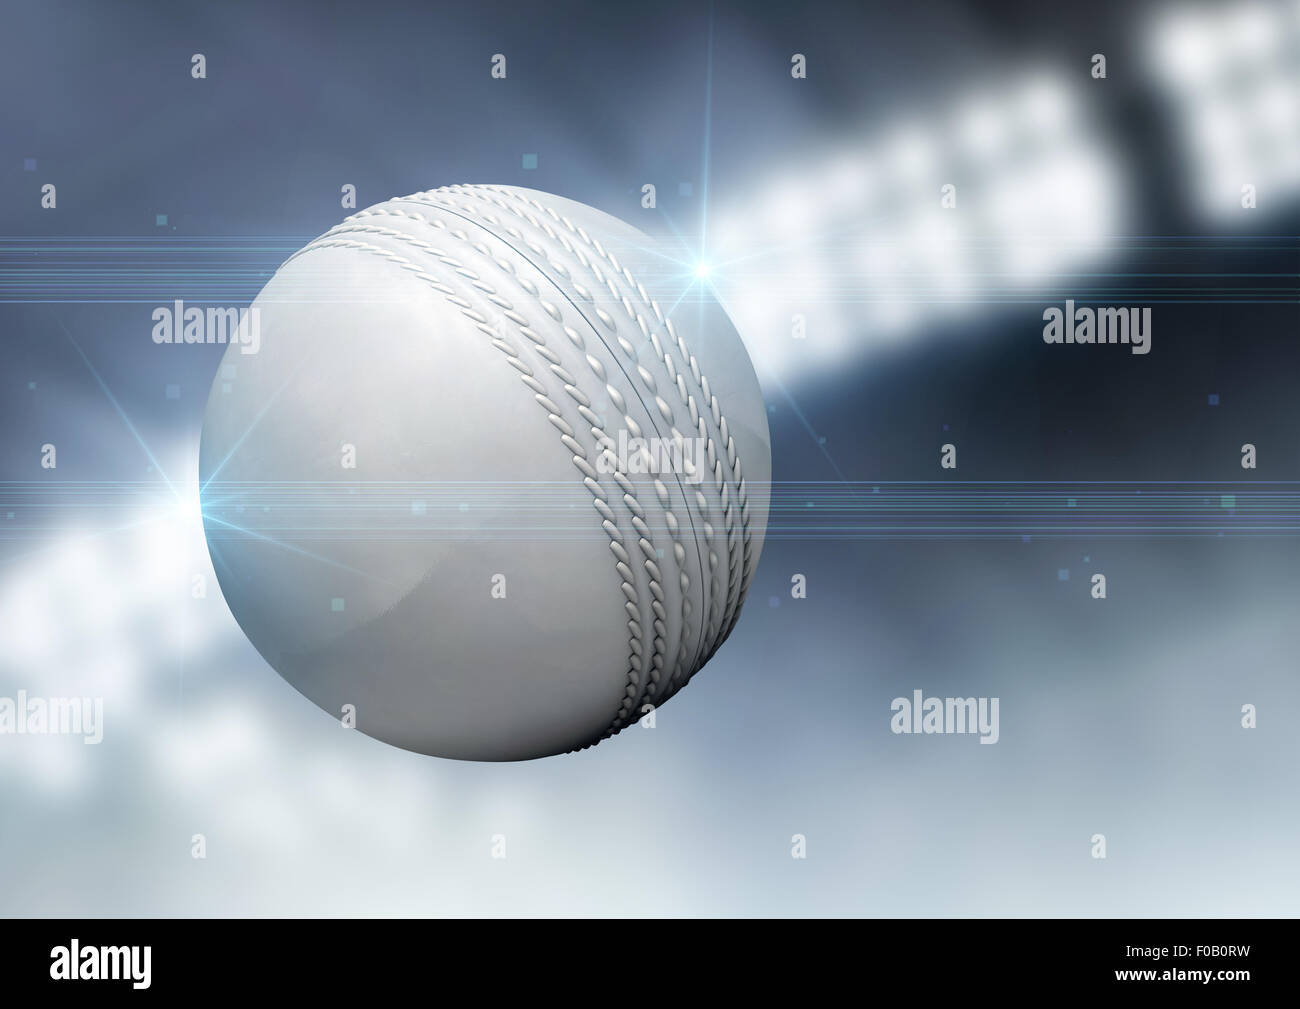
[433,185,753,691]
[460,184,750,629]
[419,188,712,690]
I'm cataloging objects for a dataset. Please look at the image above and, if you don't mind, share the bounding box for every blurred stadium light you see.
[706,69,1127,384]
[1146,0,1300,220]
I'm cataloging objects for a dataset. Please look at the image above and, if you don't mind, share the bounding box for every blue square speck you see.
[522,153,538,170]
[1058,569,1070,581]
[331,598,345,612]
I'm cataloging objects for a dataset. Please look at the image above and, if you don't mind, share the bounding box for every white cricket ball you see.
[199,185,770,760]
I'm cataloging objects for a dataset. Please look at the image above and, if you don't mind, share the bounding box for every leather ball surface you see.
[199,185,770,760]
